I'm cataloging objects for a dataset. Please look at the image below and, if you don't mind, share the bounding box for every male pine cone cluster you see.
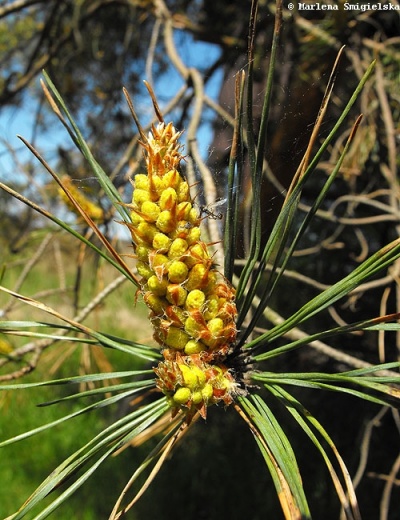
[129,121,238,419]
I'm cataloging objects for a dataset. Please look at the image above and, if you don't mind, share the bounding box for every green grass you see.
[0,232,153,519]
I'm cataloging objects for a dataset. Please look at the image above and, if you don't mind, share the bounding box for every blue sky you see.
[0,34,224,184]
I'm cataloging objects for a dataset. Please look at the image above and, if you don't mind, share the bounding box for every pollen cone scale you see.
[129,121,238,419]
